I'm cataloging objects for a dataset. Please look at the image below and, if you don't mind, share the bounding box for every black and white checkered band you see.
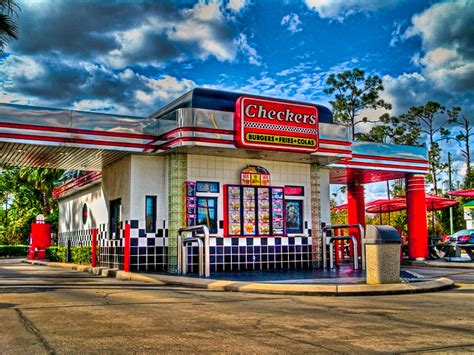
[244,121,318,134]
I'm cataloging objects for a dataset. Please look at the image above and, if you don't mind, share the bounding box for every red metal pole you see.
[124,223,131,272]
[334,229,341,264]
[406,174,428,260]
[347,183,365,259]
[91,227,97,267]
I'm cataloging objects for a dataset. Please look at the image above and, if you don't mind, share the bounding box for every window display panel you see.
[197,197,218,234]
[227,186,242,236]
[271,188,284,235]
[257,188,270,235]
[243,187,256,235]
[285,200,303,234]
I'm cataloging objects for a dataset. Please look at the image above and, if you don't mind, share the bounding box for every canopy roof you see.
[448,189,474,198]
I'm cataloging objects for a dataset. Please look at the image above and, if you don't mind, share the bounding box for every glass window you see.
[285,200,303,234]
[109,198,121,238]
[145,196,157,233]
[197,197,218,234]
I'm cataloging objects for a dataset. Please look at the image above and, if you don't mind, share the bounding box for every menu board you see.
[243,187,256,235]
[257,188,270,235]
[185,182,197,227]
[227,186,242,236]
[271,188,284,235]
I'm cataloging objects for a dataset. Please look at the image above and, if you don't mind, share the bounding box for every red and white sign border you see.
[234,96,319,153]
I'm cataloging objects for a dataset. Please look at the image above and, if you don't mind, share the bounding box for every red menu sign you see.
[234,96,319,153]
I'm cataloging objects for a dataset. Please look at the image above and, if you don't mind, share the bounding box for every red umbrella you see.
[365,198,407,213]
[331,204,348,211]
[424,194,459,211]
[448,189,474,198]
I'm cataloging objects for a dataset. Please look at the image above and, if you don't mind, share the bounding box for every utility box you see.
[365,225,402,284]
[28,215,51,260]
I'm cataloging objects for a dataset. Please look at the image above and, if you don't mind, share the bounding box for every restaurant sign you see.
[234,96,319,153]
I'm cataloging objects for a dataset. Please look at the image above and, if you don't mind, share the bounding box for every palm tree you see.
[0,0,19,53]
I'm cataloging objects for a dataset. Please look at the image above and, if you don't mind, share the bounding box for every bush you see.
[71,246,92,265]
[46,246,94,264]
[46,246,67,262]
[0,245,29,257]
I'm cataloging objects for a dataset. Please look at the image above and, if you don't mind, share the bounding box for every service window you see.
[109,198,121,237]
[285,200,303,234]
[145,196,157,233]
[197,197,218,234]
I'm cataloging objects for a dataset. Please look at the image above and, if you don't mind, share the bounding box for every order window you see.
[145,195,157,233]
[285,200,303,234]
[197,197,218,234]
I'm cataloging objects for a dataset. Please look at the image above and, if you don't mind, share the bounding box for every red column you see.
[124,223,131,272]
[406,174,428,260]
[347,183,365,258]
[91,227,98,267]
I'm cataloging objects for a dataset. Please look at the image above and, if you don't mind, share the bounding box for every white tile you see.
[239,238,246,246]
[281,237,289,246]
[268,238,275,246]
[210,238,217,247]
[253,238,261,246]
[138,238,147,247]
[224,238,231,246]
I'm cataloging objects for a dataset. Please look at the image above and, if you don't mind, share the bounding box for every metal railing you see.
[177,225,210,277]
[321,224,365,270]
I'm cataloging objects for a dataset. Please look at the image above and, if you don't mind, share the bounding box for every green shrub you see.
[71,246,92,264]
[0,245,29,257]
[46,246,67,262]
[46,245,95,264]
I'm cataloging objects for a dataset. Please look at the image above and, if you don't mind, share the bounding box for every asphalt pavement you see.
[1,259,473,354]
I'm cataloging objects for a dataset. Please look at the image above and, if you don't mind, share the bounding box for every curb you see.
[22,259,454,296]
[403,260,474,269]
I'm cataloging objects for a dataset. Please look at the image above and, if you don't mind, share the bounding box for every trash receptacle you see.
[365,225,402,284]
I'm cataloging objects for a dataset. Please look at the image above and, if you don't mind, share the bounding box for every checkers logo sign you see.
[234,96,319,153]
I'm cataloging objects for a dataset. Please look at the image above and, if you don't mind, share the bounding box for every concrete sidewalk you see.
[22,259,454,296]
[404,260,474,269]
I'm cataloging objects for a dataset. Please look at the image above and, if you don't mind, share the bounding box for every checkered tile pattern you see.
[244,121,318,134]
[59,225,314,274]
[128,219,168,272]
[58,229,93,247]
[185,236,313,273]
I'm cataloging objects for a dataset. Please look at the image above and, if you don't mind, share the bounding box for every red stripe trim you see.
[317,147,352,155]
[159,136,235,150]
[352,154,428,165]
[320,139,352,147]
[342,160,429,171]
[0,121,158,140]
[0,132,156,150]
[158,126,235,140]
[53,172,102,198]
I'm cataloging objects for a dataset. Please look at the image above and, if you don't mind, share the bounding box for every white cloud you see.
[304,0,397,22]
[281,13,302,34]
[226,0,249,13]
[401,0,474,92]
[139,75,196,104]
[1,55,44,81]
[72,99,118,113]
[236,34,262,66]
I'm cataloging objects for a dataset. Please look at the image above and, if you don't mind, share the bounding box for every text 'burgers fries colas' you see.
[234,96,319,153]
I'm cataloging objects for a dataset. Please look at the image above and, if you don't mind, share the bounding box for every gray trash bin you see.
[365,225,402,284]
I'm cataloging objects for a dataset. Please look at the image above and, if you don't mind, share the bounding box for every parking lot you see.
[1,259,473,354]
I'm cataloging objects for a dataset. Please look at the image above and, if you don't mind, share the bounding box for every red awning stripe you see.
[0,121,158,140]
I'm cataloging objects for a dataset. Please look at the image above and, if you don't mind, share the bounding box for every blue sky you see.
[1,0,473,198]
